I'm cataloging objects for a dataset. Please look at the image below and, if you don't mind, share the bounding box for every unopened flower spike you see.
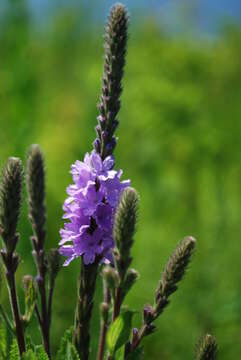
[0,157,23,254]
[95,3,129,159]
[0,157,26,355]
[114,187,139,278]
[26,144,46,251]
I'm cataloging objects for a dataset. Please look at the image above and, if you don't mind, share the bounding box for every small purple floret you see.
[59,150,130,266]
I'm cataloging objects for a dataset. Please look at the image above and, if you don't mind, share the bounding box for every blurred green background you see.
[0,0,241,359]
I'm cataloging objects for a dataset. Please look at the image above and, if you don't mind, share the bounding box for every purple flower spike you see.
[59,150,130,266]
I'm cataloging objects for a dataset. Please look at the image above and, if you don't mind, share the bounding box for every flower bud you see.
[100,302,110,323]
[102,266,120,292]
[143,304,154,325]
[123,268,139,295]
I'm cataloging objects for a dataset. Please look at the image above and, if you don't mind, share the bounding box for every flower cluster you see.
[59,151,130,265]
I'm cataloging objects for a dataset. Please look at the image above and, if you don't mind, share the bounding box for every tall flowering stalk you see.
[94,3,128,159]
[0,158,25,355]
[59,3,129,359]
[26,144,61,358]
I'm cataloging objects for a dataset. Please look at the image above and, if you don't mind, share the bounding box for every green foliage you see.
[64,342,80,360]
[20,346,49,360]
[0,321,13,359]
[9,339,20,360]
[22,349,35,360]
[107,311,134,356]
[126,347,144,360]
[115,346,125,360]
[0,321,8,358]
[25,335,35,352]
[56,327,80,360]
[22,276,37,324]
[35,345,49,360]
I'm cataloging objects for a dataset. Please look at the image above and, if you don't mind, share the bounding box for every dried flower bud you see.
[196,334,218,360]
[143,304,154,325]
[145,324,156,337]
[0,157,23,253]
[0,249,20,274]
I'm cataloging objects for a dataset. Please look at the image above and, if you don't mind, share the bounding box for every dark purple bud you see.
[110,136,117,147]
[132,327,139,343]
[95,125,102,138]
[145,324,156,336]
[143,304,154,325]
[35,275,43,286]
[97,115,106,130]
[110,119,119,134]
[93,139,101,154]
[105,137,117,156]
[102,131,108,142]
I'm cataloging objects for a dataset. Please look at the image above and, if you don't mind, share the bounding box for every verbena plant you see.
[0,4,218,360]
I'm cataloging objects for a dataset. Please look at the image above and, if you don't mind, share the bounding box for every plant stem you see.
[47,282,54,323]
[36,265,50,358]
[112,287,121,321]
[74,260,98,360]
[6,271,25,355]
[131,324,147,350]
[97,284,111,360]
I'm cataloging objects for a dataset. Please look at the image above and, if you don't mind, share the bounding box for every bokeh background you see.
[0,0,241,359]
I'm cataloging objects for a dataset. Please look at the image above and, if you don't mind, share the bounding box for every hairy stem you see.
[35,272,50,356]
[74,260,98,360]
[6,272,25,355]
[97,284,111,360]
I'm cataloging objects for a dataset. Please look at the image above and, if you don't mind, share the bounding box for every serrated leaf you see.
[126,347,144,360]
[107,311,134,356]
[9,339,20,360]
[65,342,80,360]
[56,327,74,360]
[0,319,13,359]
[35,345,49,360]
[22,349,36,360]
[0,321,7,359]
[25,335,35,352]
[23,277,37,323]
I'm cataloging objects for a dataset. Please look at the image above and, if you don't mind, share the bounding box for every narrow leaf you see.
[107,311,134,356]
